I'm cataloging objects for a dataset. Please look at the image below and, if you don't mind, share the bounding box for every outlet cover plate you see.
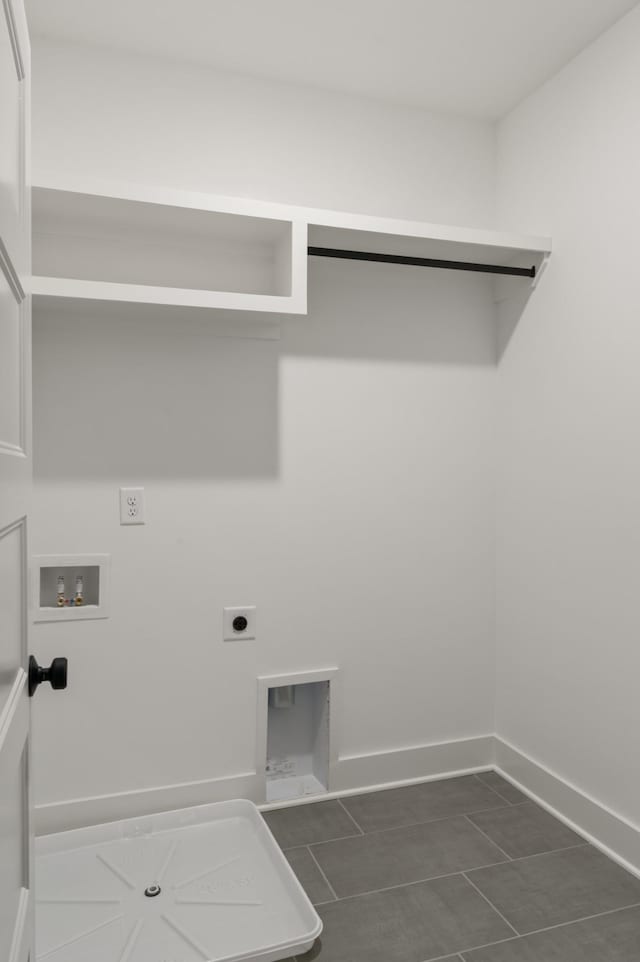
[223,606,256,642]
[120,487,145,525]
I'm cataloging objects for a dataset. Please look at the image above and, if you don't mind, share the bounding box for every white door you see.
[1,1,32,961]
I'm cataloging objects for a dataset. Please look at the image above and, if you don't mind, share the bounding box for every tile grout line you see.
[420,953,467,962]
[463,814,513,861]
[305,804,525,848]
[274,783,536,846]
[462,870,520,936]
[473,772,520,807]
[307,826,587,868]
[454,933,520,957]
[306,845,340,902]
[281,830,362,851]
[317,812,457,840]
[459,841,591,875]
[274,783,640,961]
[515,898,640,940]
[490,799,534,810]
[449,899,640,959]
[296,865,505,905]
[292,849,640,958]
[418,953,468,962]
[302,816,454,849]
[282,805,581,853]
[336,796,365,835]
[289,842,595,909]
[479,841,591,865]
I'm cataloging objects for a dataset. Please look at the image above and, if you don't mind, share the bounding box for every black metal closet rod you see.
[308,246,535,278]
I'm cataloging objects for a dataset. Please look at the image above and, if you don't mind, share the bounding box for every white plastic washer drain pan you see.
[35,799,322,962]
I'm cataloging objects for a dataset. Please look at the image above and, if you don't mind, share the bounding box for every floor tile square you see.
[340,776,506,833]
[467,845,640,934]
[476,773,528,805]
[461,905,640,960]
[468,801,583,858]
[265,776,640,961]
[285,847,336,905]
[263,800,360,848]
[311,815,507,897]
[298,874,513,962]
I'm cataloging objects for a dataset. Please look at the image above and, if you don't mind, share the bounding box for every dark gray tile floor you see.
[261,771,640,962]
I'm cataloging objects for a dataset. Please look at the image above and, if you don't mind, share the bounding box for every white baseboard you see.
[38,732,640,882]
[330,734,494,794]
[35,771,263,836]
[495,736,640,879]
[260,734,496,811]
[35,733,494,836]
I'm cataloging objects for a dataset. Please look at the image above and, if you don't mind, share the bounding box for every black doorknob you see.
[28,655,68,697]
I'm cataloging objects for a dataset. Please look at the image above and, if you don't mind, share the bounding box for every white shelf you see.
[31,174,551,320]
[31,275,300,314]
[32,180,308,316]
[308,224,545,267]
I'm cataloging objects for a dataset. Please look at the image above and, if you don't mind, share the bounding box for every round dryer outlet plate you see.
[223,605,257,641]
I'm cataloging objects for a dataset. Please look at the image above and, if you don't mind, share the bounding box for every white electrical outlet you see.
[119,487,145,525]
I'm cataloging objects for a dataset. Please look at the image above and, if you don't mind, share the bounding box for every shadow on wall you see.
[33,258,499,481]
[496,285,538,360]
[33,306,281,481]
[287,258,499,364]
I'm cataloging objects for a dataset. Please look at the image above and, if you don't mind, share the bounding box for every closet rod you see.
[308,246,536,278]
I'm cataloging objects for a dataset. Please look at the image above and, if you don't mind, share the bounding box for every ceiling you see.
[25,0,638,119]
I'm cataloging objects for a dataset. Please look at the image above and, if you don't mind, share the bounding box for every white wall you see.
[495,5,640,827]
[30,39,498,819]
[31,38,495,226]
